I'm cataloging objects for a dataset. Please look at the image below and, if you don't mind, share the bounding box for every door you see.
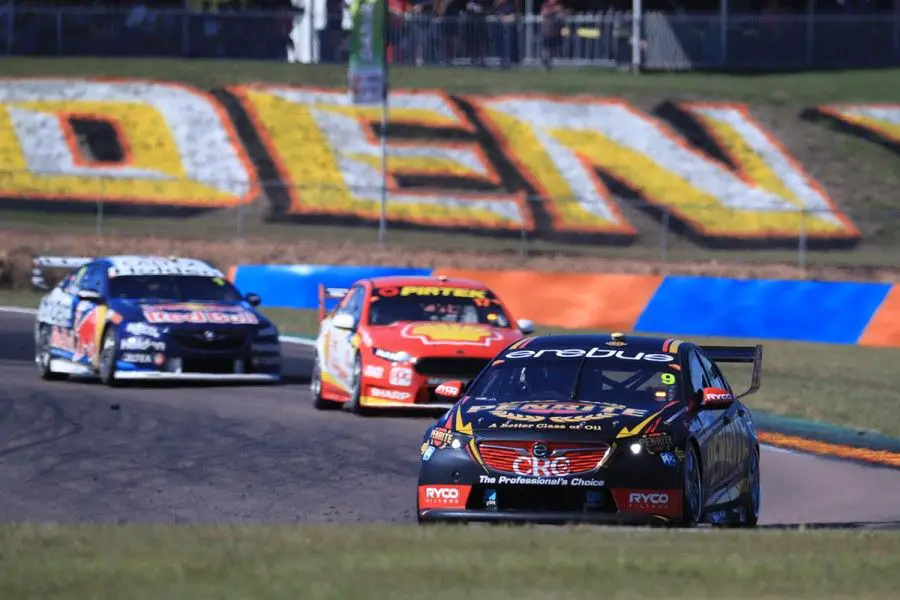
[325,285,365,390]
[70,263,108,365]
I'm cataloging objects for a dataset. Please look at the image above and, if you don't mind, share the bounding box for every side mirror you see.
[699,387,734,410]
[77,289,105,304]
[517,318,534,334]
[331,312,356,330]
[435,380,466,400]
[245,293,262,307]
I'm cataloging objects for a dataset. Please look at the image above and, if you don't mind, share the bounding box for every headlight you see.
[257,325,278,338]
[373,348,416,363]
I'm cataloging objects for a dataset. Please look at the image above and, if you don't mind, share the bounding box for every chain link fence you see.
[0,5,898,70]
[4,174,900,273]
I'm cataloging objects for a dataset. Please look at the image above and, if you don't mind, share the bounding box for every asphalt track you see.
[2,310,900,528]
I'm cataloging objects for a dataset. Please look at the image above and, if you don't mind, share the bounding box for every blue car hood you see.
[108,298,270,327]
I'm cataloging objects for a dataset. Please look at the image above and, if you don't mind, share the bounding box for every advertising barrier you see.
[232,263,900,347]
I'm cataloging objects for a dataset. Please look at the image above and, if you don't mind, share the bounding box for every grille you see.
[477,440,610,476]
[467,484,614,512]
[414,357,490,378]
[181,357,240,374]
[169,329,248,352]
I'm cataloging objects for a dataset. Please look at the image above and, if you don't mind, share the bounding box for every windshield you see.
[368,285,511,327]
[464,356,682,409]
[107,275,243,303]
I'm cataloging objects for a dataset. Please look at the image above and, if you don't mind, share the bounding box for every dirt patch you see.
[2,229,899,291]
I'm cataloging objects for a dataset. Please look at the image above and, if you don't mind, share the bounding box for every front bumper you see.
[418,509,674,526]
[114,371,280,382]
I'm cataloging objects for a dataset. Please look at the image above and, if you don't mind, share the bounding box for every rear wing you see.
[317,284,349,321]
[700,344,763,400]
[31,256,93,290]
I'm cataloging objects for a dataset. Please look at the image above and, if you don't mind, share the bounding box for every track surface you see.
[2,310,900,527]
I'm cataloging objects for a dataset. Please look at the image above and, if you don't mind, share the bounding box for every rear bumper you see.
[418,509,675,526]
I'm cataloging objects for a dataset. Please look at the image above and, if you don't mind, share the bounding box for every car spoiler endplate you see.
[700,344,763,399]
[31,256,94,290]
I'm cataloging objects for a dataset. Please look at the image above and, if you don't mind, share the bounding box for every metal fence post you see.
[630,0,642,72]
[56,8,62,55]
[660,208,670,262]
[96,179,104,239]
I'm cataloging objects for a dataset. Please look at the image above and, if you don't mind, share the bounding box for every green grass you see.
[1,524,899,600]
[3,58,900,273]
[4,289,900,438]
[7,58,900,102]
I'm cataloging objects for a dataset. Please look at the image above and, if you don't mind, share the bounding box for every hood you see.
[109,299,268,327]
[459,400,674,442]
[364,321,523,358]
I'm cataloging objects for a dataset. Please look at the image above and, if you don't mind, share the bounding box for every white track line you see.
[0,306,316,346]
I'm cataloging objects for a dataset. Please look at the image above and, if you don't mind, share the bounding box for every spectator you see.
[540,0,569,69]
[490,0,519,68]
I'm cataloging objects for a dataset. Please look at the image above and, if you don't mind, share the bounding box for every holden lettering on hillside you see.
[808,103,900,156]
[0,78,257,210]
[472,95,859,243]
[0,77,864,247]
[229,85,531,232]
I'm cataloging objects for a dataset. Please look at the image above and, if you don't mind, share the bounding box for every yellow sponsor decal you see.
[0,78,257,208]
[401,322,502,347]
[812,103,900,153]
[399,285,486,298]
[471,95,859,243]
[229,85,531,232]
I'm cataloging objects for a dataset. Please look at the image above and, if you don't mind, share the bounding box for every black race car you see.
[416,332,762,527]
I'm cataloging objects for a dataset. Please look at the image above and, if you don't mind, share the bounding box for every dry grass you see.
[4,228,900,292]
[1,523,899,600]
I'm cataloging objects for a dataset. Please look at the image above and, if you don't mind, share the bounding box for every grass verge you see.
[1,524,899,600]
[3,289,900,438]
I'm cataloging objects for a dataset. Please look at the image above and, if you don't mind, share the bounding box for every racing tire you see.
[98,327,121,387]
[344,353,368,415]
[680,443,704,527]
[311,354,339,410]
[739,446,761,528]
[35,324,66,381]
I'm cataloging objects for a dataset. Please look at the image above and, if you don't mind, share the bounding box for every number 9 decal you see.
[661,372,676,385]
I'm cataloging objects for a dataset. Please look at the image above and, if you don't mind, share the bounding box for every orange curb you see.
[759,432,900,468]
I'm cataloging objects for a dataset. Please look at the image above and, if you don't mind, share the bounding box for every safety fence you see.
[3,176,900,272]
[0,6,898,70]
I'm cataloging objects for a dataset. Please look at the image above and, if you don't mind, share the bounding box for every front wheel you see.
[311,354,339,410]
[343,353,367,415]
[98,327,120,387]
[681,443,704,527]
[34,324,66,381]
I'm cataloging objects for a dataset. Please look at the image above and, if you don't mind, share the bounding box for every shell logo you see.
[401,323,503,347]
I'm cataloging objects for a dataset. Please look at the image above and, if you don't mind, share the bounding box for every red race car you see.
[310,275,534,413]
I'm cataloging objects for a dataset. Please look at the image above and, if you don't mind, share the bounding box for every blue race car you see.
[32,255,281,385]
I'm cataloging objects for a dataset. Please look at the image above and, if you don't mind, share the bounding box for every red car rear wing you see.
[700,344,763,400]
[317,284,350,321]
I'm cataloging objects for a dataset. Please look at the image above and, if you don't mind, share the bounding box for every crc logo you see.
[512,456,569,477]
[629,492,669,505]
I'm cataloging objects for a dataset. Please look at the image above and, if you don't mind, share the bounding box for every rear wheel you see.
[34,324,66,381]
[681,443,704,527]
[740,446,761,527]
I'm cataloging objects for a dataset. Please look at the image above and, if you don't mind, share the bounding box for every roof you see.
[509,333,692,355]
[99,255,223,278]
[366,275,491,290]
